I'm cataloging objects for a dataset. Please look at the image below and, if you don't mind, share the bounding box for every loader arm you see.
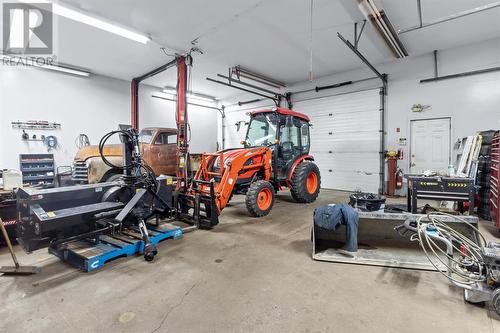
[193,147,272,213]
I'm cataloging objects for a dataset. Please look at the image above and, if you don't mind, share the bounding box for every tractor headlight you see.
[213,157,232,171]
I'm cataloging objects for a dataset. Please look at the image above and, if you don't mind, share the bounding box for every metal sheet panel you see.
[294,89,381,192]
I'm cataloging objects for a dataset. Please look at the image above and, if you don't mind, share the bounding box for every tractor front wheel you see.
[246,180,275,217]
[290,161,321,203]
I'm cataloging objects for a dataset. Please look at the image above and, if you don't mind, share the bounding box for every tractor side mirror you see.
[235,121,248,132]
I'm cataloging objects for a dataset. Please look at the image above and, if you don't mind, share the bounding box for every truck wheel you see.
[290,161,321,203]
[245,180,275,217]
[102,173,122,183]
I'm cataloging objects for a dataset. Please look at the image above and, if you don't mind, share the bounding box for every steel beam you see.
[206,77,279,105]
[399,1,500,34]
[217,74,286,98]
[420,66,500,83]
[131,58,178,129]
[337,32,387,90]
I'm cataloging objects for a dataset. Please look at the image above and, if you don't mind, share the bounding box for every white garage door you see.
[294,89,382,193]
[223,105,275,148]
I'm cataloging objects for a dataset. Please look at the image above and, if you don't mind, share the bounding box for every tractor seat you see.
[280,141,294,160]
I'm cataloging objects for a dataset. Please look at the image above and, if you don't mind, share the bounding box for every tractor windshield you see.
[245,113,278,146]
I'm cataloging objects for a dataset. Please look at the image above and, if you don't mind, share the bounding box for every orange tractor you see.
[175,107,321,228]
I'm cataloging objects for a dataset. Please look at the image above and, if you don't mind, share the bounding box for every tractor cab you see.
[188,107,320,225]
[244,108,312,181]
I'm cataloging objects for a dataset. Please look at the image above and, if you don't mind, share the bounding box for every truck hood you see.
[75,144,123,160]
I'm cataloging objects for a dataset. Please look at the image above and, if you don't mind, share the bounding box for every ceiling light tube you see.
[360,0,407,58]
[366,1,405,57]
[52,3,150,44]
[42,63,90,76]
[163,88,216,103]
[1,54,90,76]
[163,87,176,94]
[187,93,216,103]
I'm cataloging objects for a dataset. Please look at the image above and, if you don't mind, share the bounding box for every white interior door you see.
[294,89,382,193]
[410,118,451,174]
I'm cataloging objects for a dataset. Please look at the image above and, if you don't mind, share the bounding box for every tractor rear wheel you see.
[290,161,321,203]
[245,180,275,217]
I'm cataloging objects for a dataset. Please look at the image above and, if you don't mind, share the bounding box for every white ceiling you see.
[52,0,500,98]
[377,0,500,55]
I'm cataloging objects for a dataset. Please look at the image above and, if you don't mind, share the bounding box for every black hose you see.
[98,130,133,169]
[98,129,159,192]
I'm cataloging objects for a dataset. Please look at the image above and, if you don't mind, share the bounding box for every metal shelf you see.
[20,154,55,188]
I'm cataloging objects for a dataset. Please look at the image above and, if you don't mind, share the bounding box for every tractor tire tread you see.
[245,180,275,217]
[290,161,321,203]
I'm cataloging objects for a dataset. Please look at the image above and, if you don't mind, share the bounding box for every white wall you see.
[289,38,500,163]
[0,67,218,171]
[219,37,500,192]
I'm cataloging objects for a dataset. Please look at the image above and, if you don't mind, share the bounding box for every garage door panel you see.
[298,98,379,116]
[313,152,379,173]
[310,112,380,131]
[294,89,382,192]
[318,169,380,193]
[311,137,380,153]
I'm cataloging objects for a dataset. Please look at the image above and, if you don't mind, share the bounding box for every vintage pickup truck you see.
[72,127,194,184]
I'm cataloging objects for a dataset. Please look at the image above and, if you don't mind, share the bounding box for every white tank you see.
[3,169,23,190]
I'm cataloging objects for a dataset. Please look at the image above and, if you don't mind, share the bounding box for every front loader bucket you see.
[312,211,479,271]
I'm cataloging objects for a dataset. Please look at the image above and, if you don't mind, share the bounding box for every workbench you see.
[0,190,17,246]
[312,210,479,270]
[406,175,475,214]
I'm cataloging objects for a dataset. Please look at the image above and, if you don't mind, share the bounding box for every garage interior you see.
[1,0,500,331]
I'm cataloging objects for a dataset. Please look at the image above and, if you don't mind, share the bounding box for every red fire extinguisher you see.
[396,169,404,189]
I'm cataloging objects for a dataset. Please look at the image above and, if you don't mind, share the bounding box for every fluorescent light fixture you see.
[1,54,90,77]
[187,93,216,103]
[53,4,150,44]
[41,62,90,77]
[358,0,407,58]
[162,88,217,103]
[22,1,150,43]
[163,87,176,94]
[154,91,175,99]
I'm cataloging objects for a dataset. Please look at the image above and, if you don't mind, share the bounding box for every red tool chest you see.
[491,132,500,226]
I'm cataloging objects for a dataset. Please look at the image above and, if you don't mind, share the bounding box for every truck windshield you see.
[245,113,277,146]
[138,129,154,144]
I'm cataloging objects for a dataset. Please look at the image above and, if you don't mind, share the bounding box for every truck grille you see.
[72,160,88,183]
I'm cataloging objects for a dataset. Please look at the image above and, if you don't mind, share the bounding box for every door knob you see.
[411,163,416,167]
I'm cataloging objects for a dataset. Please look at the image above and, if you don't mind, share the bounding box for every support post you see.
[417,0,423,28]
[131,80,139,129]
[433,50,438,78]
[379,86,386,195]
[130,58,178,129]
[176,55,190,191]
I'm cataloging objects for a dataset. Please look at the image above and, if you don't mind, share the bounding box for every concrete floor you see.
[1,189,500,332]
